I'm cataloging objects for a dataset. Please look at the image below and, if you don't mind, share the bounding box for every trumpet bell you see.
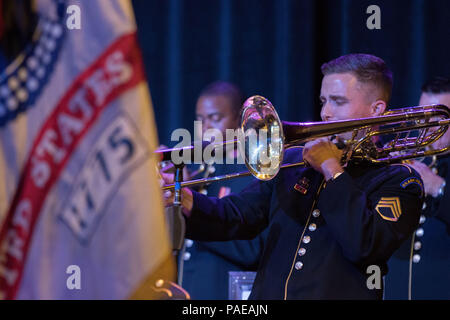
[240,96,284,181]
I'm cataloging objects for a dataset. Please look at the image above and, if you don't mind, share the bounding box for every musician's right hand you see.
[159,169,194,216]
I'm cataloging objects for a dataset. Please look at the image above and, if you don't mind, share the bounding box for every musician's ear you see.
[370,100,386,116]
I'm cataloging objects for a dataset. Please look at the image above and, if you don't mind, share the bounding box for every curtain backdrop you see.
[132,0,450,146]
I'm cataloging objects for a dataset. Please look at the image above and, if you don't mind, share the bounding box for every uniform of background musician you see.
[162,54,424,299]
[177,81,267,300]
[385,76,450,299]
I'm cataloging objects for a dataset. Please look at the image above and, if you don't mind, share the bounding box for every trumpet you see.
[160,95,450,190]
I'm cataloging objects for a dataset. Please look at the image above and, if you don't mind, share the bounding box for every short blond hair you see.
[321,54,393,103]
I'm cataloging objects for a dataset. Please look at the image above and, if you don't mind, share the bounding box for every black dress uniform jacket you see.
[185,150,423,299]
[182,162,267,300]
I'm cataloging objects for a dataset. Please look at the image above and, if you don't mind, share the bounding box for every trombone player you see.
[162,54,424,299]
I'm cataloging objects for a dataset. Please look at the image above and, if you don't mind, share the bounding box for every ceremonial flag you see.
[0,0,174,299]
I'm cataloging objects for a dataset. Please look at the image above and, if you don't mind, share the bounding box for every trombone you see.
[160,95,450,191]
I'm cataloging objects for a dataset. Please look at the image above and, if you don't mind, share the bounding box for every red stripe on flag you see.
[0,32,146,299]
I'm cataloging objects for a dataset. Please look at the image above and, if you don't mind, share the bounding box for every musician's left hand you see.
[303,137,345,181]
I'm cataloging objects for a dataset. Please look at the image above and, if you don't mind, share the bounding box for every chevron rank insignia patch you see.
[375,197,402,221]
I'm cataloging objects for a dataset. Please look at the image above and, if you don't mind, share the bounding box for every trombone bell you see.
[240,96,284,181]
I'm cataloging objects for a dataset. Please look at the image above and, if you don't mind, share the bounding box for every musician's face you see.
[320,72,386,141]
[419,92,450,150]
[195,95,239,138]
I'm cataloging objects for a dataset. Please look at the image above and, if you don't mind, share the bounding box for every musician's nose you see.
[321,102,333,121]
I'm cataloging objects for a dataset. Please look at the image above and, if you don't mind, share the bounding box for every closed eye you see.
[329,95,349,106]
[208,113,223,122]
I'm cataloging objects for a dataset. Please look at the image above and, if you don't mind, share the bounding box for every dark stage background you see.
[131,0,450,146]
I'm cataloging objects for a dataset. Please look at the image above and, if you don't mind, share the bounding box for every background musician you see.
[166,81,267,300]
[385,76,450,299]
